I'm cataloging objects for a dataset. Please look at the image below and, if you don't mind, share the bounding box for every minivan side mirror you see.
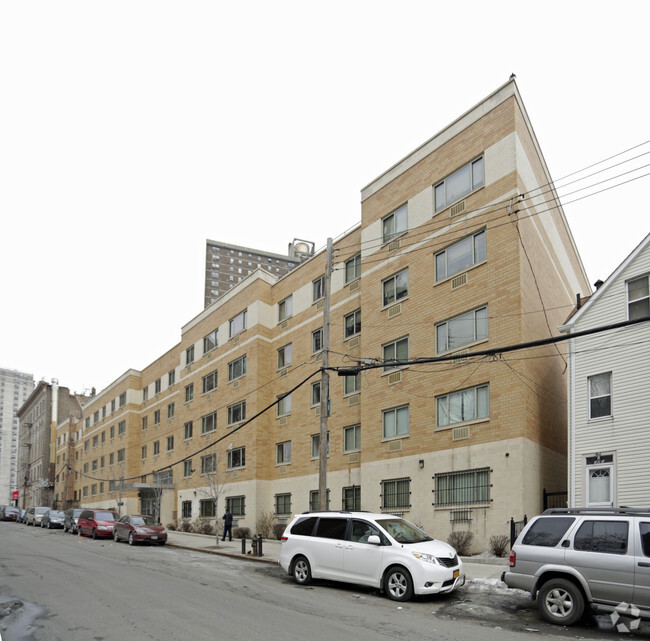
[367,535,381,545]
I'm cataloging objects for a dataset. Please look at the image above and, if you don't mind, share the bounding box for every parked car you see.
[63,508,85,534]
[41,509,65,529]
[1,506,21,521]
[113,514,168,545]
[24,506,50,526]
[280,511,464,601]
[77,509,119,539]
[502,507,650,626]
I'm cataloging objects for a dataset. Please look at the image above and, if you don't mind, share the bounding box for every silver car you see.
[503,507,650,626]
[24,506,50,526]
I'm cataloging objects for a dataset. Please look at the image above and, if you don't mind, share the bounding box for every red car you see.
[113,514,167,546]
[77,509,119,539]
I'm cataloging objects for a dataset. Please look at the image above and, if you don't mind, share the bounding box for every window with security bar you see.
[435,467,490,506]
[381,477,410,510]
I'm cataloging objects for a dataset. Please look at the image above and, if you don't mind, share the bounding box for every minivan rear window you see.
[290,517,317,536]
[522,517,575,547]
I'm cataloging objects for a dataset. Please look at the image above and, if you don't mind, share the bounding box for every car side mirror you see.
[367,535,381,545]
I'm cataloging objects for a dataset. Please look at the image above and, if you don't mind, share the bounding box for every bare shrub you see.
[201,520,215,536]
[255,512,276,539]
[272,523,286,540]
[166,522,177,531]
[234,526,251,539]
[180,519,192,532]
[447,530,474,556]
[488,534,510,557]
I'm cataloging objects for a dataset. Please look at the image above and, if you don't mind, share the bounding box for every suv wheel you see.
[292,556,312,585]
[384,567,414,602]
[538,578,585,626]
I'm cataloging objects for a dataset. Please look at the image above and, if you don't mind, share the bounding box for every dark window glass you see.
[574,520,628,554]
[290,517,318,536]
[315,517,348,540]
[640,523,650,557]
[521,517,576,547]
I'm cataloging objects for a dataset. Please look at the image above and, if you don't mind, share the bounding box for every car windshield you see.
[35,508,49,514]
[50,511,65,517]
[376,518,433,544]
[96,512,117,521]
[131,516,158,526]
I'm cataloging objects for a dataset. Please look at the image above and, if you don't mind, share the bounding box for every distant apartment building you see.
[0,368,34,505]
[64,79,591,550]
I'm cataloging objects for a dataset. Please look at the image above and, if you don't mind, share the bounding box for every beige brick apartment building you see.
[54,79,591,549]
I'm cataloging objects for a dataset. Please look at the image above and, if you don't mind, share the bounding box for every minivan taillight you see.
[509,550,516,567]
[281,535,288,542]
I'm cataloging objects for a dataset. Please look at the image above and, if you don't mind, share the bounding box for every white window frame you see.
[344,309,361,339]
[312,328,323,354]
[229,309,248,338]
[588,373,612,419]
[227,401,246,426]
[277,393,292,417]
[382,204,407,243]
[201,453,216,474]
[435,229,486,282]
[277,343,292,369]
[627,275,650,320]
[311,381,321,407]
[313,276,325,302]
[203,329,218,353]
[434,156,484,212]
[436,306,488,353]
[344,372,361,395]
[345,254,361,283]
[227,447,245,470]
[310,432,329,459]
[278,296,293,322]
[436,384,489,427]
[201,412,217,434]
[276,441,291,465]
[382,336,409,372]
[586,462,614,507]
[382,405,409,439]
[343,424,361,453]
[228,355,247,381]
[382,269,408,307]
[202,370,218,394]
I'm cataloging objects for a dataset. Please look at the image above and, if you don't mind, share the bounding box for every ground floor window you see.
[182,500,192,518]
[200,499,215,517]
[226,495,246,516]
[381,478,410,510]
[342,485,361,511]
[435,467,490,506]
[275,493,291,515]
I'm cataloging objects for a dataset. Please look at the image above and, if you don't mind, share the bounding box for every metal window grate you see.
[435,467,490,506]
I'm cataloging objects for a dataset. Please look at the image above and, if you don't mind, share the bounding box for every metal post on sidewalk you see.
[241,535,246,555]
[257,534,263,557]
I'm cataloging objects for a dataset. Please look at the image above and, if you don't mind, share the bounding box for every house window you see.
[276,441,291,464]
[277,393,292,417]
[229,310,247,337]
[589,373,612,419]
[119,392,126,407]
[117,448,125,463]
[93,410,99,423]
[202,370,218,394]
[627,275,649,320]
[342,486,361,511]
[345,254,361,283]
[102,406,106,419]
[142,416,148,431]
[278,296,293,322]
[118,420,126,435]
[201,453,216,474]
[154,410,160,425]
[309,489,330,511]
[344,309,361,339]
[92,459,98,472]
[226,495,246,516]
[85,417,90,428]
[434,156,484,212]
[313,276,325,302]
[312,328,323,354]
[141,446,147,459]
[437,384,489,427]
[182,500,192,518]
[311,381,321,407]
[277,344,292,369]
[199,499,215,517]
[228,355,247,381]
[311,432,329,458]
[184,421,193,440]
[383,405,409,438]
[382,204,407,243]
[143,387,149,402]
[343,424,361,453]
[91,484,97,496]
[111,399,116,412]
[92,435,98,447]
[183,460,193,478]
[201,412,217,434]
[435,229,486,281]
[168,370,176,386]
[227,447,245,470]
[436,306,488,353]
[381,478,410,509]
[109,452,114,465]
[167,403,175,419]
[435,467,490,506]
[344,372,361,395]
[586,455,614,506]
[275,493,291,514]
[167,436,174,451]
[382,269,408,307]
[186,345,195,365]
[185,383,194,403]
[109,425,115,439]
[155,378,162,394]
[227,401,246,426]
[203,329,218,353]
[382,336,409,371]
[153,441,160,456]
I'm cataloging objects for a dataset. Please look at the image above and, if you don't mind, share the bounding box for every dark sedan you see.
[0,506,21,521]
[113,514,167,545]
[41,510,66,528]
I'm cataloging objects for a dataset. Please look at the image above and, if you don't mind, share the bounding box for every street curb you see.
[166,543,280,566]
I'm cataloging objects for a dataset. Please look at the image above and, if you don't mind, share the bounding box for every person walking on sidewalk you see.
[222,510,233,542]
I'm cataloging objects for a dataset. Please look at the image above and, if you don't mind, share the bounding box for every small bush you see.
[272,523,286,540]
[256,512,275,539]
[447,530,474,556]
[488,534,510,557]
[234,526,251,539]
[201,520,215,536]
[180,519,192,532]
[166,522,177,531]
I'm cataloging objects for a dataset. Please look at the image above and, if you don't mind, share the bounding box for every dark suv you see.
[77,509,119,539]
[503,507,650,626]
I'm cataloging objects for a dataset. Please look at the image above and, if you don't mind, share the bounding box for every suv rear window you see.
[574,520,628,554]
[522,517,575,547]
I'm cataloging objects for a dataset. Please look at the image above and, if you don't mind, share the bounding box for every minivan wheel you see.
[538,578,585,626]
[384,567,414,602]
[292,556,312,585]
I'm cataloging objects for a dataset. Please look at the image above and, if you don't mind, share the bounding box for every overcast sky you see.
[1,1,648,396]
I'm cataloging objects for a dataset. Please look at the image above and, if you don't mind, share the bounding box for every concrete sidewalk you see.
[165,530,508,580]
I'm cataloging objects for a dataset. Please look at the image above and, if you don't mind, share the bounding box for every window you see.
[587,463,614,506]
[628,275,650,319]
[92,435,98,447]
[184,421,193,440]
[381,478,410,509]
[83,462,89,474]
[167,436,174,451]
[117,448,125,463]
[382,204,407,243]
[183,460,193,478]
[226,495,245,516]
[154,410,160,425]
[313,276,325,302]
[91,484,97,496]
[93,410,99,423]
[343,424,361,453]
[382,269,408,307]
[201,412,216,434]
[186,345,195,365]
[344,372,361,395]
[436,306,488,353]
[229,310,247,337]
[109,452,114,465]
[202,370,218,394]
[435,229,486,281]
[434,156,484,212]
[110,425,115,439]
[437,384,489,427]
[185,383,194,403]
[228,355,247,381]
[311,432,329,458]
[203,329,218,353]
[589,373,612,419]
[383,405,409,439]
[200,499,215,517]
[342,486,361,511]
[277,393,292,417]
[201,453,216,474]
[227,447,245,470]
[92,459,98,472]
[168,369,176,386]
[345,254,361,283]
[118,420,126,435]
[344,309,361,339]
[119,392,126,407]
[435,467,490,506]
[142,416,148,431]
[141,445,147,459]
[100,456,105,468]
[312,328,323,353]
[167,403,175,419]
[153,441,160,456]
[227,401,246,426]
[309,489,331,511]
[182,500,192,518]
[382,336,409,371]
[311,381,321,407]
[278,296,293,322]
[574,520,628,554]
[522,517,576,547]
[143,387,149,402]
[277,344,292,369]
[276,441,291,464]
[155,379,162,394]
[275,493,291,514]
[111,399,116,412]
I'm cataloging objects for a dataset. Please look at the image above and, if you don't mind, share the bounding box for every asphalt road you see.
[0,522,645,641]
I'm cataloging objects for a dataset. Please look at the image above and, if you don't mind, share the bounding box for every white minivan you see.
[280,511,464,601]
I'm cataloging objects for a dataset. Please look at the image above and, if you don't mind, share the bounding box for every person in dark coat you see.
[222,510,233,541]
